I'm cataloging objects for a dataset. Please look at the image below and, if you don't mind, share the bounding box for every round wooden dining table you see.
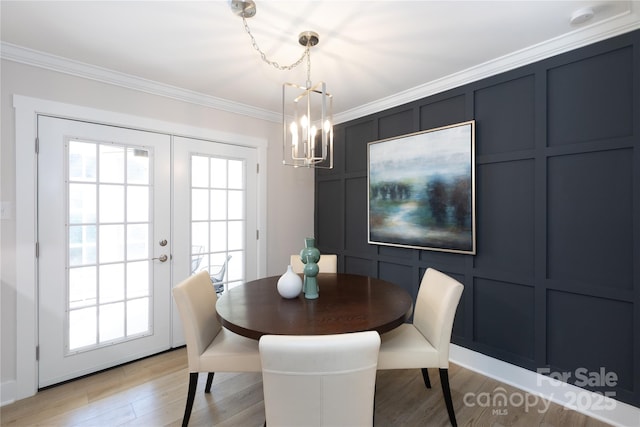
[215,273,413,340]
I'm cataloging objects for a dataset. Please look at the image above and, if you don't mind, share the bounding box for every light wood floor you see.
[1,347,612,426]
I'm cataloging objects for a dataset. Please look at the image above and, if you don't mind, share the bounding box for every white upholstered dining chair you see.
[377,268,464,427]
[172,270,261,426]
[259,331,381,427]
[290,253,338,274]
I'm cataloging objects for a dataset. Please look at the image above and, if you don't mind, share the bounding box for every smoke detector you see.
[570,7,595,26]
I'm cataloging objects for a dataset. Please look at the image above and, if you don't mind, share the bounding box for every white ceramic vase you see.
[277,265,302,299]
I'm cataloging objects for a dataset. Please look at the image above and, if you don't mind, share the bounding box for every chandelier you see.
[229,0,334,169]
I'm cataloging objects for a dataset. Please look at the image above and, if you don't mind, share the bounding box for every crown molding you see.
[334,9,640,124]
[0,42,281,123]
[2,8,639,125]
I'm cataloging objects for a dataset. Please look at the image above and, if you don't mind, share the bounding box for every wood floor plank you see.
[375,369,442,425]
[0,347,616,426]
[541,403,613,427]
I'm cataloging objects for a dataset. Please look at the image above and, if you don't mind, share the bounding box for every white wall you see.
[0,59,315,393]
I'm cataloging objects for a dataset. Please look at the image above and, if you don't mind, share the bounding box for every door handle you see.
[153,254,169,262]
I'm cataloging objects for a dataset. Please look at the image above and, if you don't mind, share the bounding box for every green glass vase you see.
[299,237,320,299]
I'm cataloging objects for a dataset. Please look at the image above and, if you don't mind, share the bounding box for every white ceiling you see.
[2,1,640,123]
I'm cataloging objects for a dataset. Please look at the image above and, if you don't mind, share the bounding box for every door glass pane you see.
[210,189,227,220]
[128,148,149,185]
[191,154,246,295]
[99,145,125,183]
[99,224,125,263]
[68,141,96,182]
[228,251,244,282]
[69,183,96,224]
[69,266,96,309]
[210,222,227,252]
[69,225,96,266]
[99,303,124,342]
[127,186,149,222]
[127,224,149,260]
[191,245,205,274]
[211,158,227,188]
[99,185,124,223]
[191,222,209,254]
[228,221,243,250]
[127,298,149,335]
[127,261,149,298]
[69,307,97,349]
[192,156,209,187]
[228,160,243,189]
[99,263,125,303]
[228,190,244,220]
[66,140,152,353]
[192,188,209,221]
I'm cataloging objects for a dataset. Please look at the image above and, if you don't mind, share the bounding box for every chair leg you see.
[439,368,457,427]
[421,367,432,389]
[373,383,377,425]
[182,372,199,427]
[204,372,215,393]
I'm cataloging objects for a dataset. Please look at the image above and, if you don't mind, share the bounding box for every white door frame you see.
[13,94,268,400]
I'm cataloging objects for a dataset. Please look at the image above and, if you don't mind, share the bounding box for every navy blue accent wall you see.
[315,30,640,406]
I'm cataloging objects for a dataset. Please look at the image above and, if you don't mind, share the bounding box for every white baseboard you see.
[1,380,16,407]
[450,344,640,427]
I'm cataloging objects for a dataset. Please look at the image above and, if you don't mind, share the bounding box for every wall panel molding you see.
[316,30,640,409]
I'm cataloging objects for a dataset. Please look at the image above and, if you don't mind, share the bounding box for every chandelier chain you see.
[305,48,311,87]
[242,17,308,71]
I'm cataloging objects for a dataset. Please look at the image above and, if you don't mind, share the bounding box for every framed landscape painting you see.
[368,120,476,254]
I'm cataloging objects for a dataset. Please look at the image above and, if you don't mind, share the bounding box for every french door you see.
[38,116,172,387]
[171,136,258,344]
[37,116,259,387]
